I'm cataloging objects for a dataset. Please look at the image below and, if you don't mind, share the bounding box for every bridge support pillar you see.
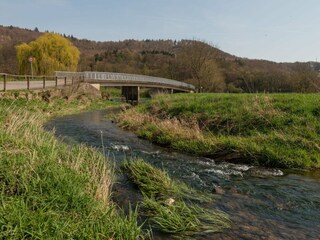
[121,86,140,104]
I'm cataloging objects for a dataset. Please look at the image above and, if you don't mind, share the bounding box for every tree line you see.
[79,40,320,93]
[2,25,320,93]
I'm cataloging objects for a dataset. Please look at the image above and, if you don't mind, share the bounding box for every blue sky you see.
[0,0,319,62]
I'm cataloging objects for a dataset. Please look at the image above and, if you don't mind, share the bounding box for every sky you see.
[0,0,319,63]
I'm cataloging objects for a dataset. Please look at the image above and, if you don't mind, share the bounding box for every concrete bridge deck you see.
[55,71,195,92]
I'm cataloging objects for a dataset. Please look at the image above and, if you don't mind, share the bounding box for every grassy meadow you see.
[118,93,320,169]
[0,97,145,239]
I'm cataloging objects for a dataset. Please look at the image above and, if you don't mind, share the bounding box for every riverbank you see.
[0,97,145,239]
[45,107,320,239]
[117,93,320,169]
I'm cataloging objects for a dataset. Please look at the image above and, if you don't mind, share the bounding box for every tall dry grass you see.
[3,107,113,204]
[0,99,145,239]
[117,93,320,168]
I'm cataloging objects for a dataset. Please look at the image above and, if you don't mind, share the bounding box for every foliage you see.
[16,33,80,75]
[118,93,320,169]
[100,86,122,98]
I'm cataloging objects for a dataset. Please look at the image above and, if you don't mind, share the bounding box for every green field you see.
[0,97,145,239]
[118,93,320,169]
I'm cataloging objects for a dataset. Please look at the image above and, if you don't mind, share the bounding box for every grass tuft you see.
[122,159,174,199]
[122,159,231,236]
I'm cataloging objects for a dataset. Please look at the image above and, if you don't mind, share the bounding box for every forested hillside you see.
[1,25,319,93]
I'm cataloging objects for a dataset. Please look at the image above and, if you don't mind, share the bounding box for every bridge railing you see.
[0,73,72,91]
[83,71,195,91]
[55,71,195,91]
[55,71,85,79]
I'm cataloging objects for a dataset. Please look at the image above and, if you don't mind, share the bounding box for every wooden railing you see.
[0,73,82,91]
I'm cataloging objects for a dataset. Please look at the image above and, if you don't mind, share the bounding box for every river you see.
[45,109,320,240]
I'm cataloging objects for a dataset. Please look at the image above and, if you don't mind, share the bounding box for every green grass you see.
[100,86,122,98]
[122,159,231,236]
[123,159,175,199]
[99,87,151,99]
[118,93,320,169]
[0,92,121,117]
[0,98,146,239]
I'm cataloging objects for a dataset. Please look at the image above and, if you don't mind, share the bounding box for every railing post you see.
[55,76,58,88]
[3,74,6,91]
[64,77,67,86]
[71,77,74,85]
[27,76,30,90]
[43,76,46,89]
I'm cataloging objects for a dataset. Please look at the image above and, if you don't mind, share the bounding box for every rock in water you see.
[164,198,175,206]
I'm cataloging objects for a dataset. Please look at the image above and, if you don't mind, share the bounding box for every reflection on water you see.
[45,109,320,240]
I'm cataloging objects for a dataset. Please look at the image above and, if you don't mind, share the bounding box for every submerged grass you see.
[0,98,146,239]
[122,158,174,199]
[122,159,231,237]
[118,93,320,169]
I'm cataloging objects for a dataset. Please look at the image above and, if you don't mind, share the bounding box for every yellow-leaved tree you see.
[16,33,80,75]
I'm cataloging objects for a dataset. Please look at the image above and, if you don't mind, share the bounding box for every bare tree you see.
[178,41,224,92]
[198,59,225,92]
[291,63,318,92]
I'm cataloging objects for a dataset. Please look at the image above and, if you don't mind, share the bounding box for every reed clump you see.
[122,159,231,237]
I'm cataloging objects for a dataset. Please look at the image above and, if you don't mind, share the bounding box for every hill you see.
[0,25,319,93]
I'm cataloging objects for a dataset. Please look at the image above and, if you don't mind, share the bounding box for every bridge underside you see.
[121,86,139,103]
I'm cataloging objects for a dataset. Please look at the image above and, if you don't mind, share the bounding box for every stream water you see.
[45,109,320,240]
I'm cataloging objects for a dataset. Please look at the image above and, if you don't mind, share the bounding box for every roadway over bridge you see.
[56,71,195,102]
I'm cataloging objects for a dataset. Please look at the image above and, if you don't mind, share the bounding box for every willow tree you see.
[16,33,80,75]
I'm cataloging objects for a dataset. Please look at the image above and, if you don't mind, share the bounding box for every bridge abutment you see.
[90,83,100,90]
[121,86,140,103]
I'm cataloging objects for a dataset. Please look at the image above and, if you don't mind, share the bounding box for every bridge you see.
[56,71,195,102]
[1,71,195,102]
